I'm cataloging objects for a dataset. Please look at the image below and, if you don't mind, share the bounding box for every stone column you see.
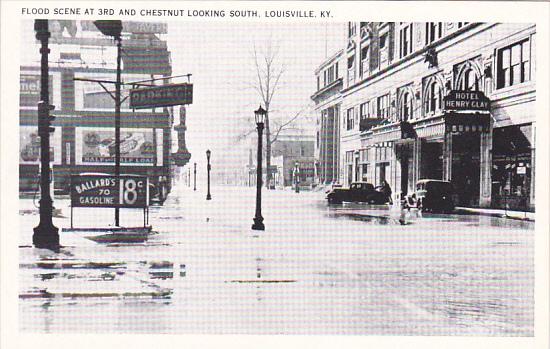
[479,129,492,208]
[443,132,453,181]
[413,139,422,190]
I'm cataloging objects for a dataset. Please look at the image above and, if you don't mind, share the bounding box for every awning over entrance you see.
[445,113,491,133]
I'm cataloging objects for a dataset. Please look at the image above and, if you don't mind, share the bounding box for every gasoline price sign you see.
[71,174,149,208]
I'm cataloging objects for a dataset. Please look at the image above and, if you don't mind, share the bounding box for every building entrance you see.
[451,133,480,207]
[421,141,443,180]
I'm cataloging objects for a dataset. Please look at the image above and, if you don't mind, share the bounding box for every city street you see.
[19,182,534,335]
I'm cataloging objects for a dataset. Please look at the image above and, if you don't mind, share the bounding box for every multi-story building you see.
[311,50,343,186]
[321,22,535,210]
[20,20,183,203]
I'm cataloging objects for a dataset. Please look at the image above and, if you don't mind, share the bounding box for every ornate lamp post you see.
[294,162,300,193]
[206,149,212,200]
[252,105,266,231]
[32,19,59,250]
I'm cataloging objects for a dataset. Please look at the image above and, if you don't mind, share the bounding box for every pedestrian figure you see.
[381,180,393,205]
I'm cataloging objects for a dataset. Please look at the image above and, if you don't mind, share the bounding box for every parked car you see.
[406,179,454,213]
[326,182,387,204]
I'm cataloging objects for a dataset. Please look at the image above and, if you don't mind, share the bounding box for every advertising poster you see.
[19,125,61,165]
[76,127,160,166]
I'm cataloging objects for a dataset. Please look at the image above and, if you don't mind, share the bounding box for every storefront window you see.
[491,125,532,210]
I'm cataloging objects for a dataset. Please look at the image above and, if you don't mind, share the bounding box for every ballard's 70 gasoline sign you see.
[71,174,149,208]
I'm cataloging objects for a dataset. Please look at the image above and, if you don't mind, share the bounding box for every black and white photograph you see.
[1,1,549,349]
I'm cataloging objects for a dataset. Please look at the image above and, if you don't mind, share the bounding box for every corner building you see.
[20,20,180,203]
[333,22,535,210]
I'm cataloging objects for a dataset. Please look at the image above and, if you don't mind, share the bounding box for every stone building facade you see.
[320,22,536,210]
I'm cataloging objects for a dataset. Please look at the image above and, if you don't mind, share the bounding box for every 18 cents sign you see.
[71,174,149,208]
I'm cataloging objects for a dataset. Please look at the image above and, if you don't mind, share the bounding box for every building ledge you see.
[311,78,343,101]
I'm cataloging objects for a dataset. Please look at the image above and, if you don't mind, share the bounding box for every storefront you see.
[491,124,533,211]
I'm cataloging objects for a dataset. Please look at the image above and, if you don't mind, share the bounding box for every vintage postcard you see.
[1,1,548,349]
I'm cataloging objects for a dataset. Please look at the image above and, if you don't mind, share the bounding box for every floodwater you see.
[19,183,534,335]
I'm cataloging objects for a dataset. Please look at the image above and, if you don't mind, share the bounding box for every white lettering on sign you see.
[79,196,114,205]
[75,178,116,193]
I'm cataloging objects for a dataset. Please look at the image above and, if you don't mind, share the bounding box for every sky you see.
[165,22,346,172]
[19,20,346,174]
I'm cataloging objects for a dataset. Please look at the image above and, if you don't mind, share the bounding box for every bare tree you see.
[251,40,286,188]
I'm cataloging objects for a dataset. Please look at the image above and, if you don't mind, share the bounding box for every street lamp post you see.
[193,162,197,191]
[252,105,266,231]
[32,19,59,250]
[206,150,212,200]
[294,162,300,193]
[93,20,123,226]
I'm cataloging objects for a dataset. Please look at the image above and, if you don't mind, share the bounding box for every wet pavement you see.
[19,183,534,335]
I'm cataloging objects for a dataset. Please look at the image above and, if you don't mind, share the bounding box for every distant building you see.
[246,133,315,188]
[316,22,535,210]
[271,134,315,187]
[20,20,181,203]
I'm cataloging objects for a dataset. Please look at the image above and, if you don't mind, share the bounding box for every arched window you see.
[458,67,480,91]
[424,79,442,114]
[400,91,413,121]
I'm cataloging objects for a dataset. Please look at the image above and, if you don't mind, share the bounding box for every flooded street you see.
[19,183,534,335]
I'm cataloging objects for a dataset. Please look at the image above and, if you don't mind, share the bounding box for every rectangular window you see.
[346,108,355,130]
[497,38,530,89]
[425,22,443,45]
[361,45,370,77]
[399,23,414,58]
[335,62,339,79]
[348,23,356,37]
[379,32,389,69]
[347,55,356,83]
[360,102,370,120]
[377,95,389,118]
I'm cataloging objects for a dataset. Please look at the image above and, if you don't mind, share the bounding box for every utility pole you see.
[114,31,122,226]
[32,19,59,250]
[92,20,123,226]
[193,162,197,191]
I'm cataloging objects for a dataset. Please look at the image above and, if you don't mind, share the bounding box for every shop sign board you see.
[71,174,149,208]
[444,90,490,112]
[130,83,193,109]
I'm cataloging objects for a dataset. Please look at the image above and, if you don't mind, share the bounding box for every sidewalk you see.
[454,206,534,221]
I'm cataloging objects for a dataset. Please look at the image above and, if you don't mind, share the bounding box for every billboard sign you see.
[20,126,62,165]
[76,128,161,166]
[20,74,53,107]
[129,83,193,109]
[71,174,149,208]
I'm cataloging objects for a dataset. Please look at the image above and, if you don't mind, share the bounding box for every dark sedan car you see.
[406,179,455,213]
[326,182,387,204]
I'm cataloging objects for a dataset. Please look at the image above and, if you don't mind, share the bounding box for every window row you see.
[317,61,340,90]
[347,22,474,85]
